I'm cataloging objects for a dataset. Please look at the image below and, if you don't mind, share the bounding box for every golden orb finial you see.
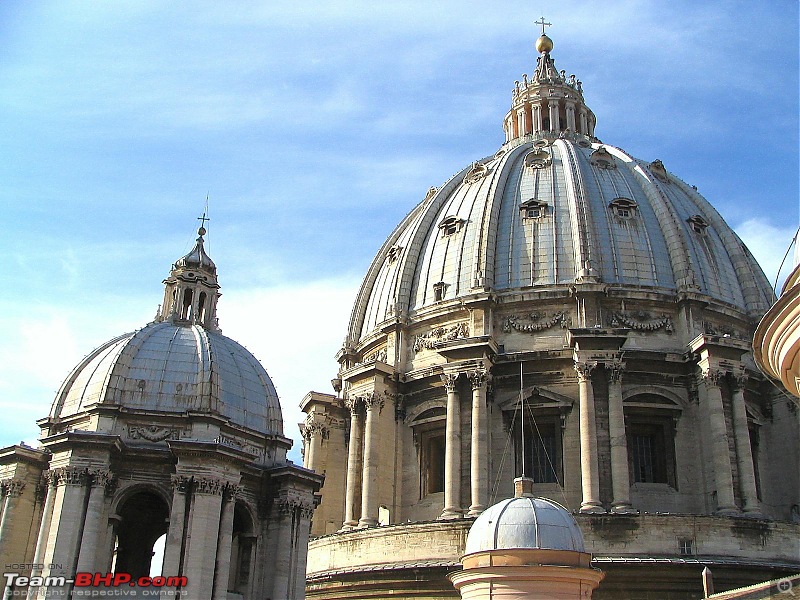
[535,34,553,54]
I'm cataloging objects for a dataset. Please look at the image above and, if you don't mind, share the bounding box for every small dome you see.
[50,321,283,436]
[465,496,585,554]
[175,228,216,274]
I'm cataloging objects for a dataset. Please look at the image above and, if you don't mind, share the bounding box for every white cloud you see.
[735,218,799,291]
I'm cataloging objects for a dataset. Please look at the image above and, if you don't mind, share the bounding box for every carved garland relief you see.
[610,311,674,333]
[503,312,569,333]
[413,322,469,352]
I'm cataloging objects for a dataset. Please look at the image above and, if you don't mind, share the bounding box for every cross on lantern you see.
[535,16,552,35]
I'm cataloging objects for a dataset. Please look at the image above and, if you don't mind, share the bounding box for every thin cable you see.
[773,225,800,292]
[526,400,572,510]
[520,362,526,477]
[490,404,518,505]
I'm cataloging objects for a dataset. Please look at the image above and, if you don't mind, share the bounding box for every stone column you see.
[548,100,560,133]
[303,417,328,472]
[579,110,588,135]
[359,393,384,527]
[270,495,314,600]
[27,476,54,600]
[0,479,26,544]
[701,369,738,514]
[576,362,604,513]
[517,110,527,137]
[607,362,634,513]
[36,467,89,600]
[213,485,238,600]
[732,372,760,514]
[565,101,576,132]
[533,104,543,133]
[341,398,363,530]
[182,477,225,599]
[468,369,489,516]
[161,475,191,579]
[75,470,111,573]
[441,373,463,519]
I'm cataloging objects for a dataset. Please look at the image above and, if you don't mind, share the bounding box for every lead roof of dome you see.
[465,496,585,554]
[348,38,773,344]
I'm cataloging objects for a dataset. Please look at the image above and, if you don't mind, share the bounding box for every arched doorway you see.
[113,491,170,580]
[228,502,256,596]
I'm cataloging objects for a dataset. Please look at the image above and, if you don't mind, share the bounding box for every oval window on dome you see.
[524,149,551,170]
[590,146,616,170]
[438,216,465,237]
[687,215,709,235]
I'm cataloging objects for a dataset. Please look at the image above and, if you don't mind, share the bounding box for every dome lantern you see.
[157,216,221,331]
[505,20,596,142]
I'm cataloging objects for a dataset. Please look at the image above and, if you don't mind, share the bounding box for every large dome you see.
[50,321,283,435]
[350,136,773,342]
[347,41,773,345]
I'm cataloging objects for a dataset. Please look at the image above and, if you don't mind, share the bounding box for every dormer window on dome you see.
[520,199,548,220]
[463,162,489,184]
[433,281,448,302]
[439,216,465,237]
[687,215,709,235]
[610,197,638,220]
[590,146,616,170]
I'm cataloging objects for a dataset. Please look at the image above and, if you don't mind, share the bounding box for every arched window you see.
[229,503,256,595]
[181,289,193,320]
[113,491,170,580]
[198,291,207,322]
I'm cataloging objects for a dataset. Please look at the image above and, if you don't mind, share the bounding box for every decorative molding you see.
[214,434,263,459]
[1,478,26,498]
[607,360,626,384]
[360,392,385,412]
[89,469,113,489]
[441,373,460,392]
[574,361,598,382]
[223,483,241,502]
[463,161,489,184]
[503,312,568,333]
[413,322,469,352]
[194,477,224,496]
[171,475,193,494]
[394,393,407,422]
[275,491,316,520]
[734,370,749,391]
[300,415,331,441]
[701,368,724,388]
[128,424,185,442]
[51,467,87,487]
[467,368,489,390]
[357,347,387,365]
[610,311,673,333]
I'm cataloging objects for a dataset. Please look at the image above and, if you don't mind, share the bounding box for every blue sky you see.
[1,1,797,463]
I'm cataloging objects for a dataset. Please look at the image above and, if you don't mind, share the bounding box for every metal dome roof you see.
[348,136,773,343]
[465,495,585,554]
[50,320,284,436]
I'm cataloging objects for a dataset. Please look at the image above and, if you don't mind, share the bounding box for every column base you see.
[611,503,638,515]
[579,503,606,514]
[338,521,358,532]
[742,507,765,519]
[439,509,464,520]
[357,518,378,528]
[715,506,740,516]
[467,505,485,517]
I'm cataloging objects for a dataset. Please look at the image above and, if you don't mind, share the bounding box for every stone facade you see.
[302,30,800,600]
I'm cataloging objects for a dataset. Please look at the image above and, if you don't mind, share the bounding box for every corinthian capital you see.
[701,368,724,388]
[607,360,626,384]
[441,372,460,392]
[574,361,597,382]
[361,392,385,411]
[467,367,489,390]
[1,478,26,498]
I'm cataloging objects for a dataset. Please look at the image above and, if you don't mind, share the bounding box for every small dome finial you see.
[197,210,210,238]
[534,16,553,54]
